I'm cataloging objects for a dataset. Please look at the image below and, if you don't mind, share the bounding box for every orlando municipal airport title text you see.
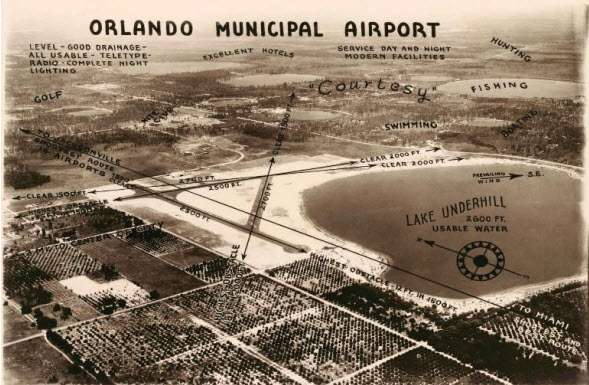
[89,20,441,38]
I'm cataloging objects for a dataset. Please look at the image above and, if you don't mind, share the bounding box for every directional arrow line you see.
[22,129,304,252]
[418,237,470,257]
[502,268,524,277]
[91,160,360,194]
[411,240,567,329]
[129,183,303,252]
[118,163,374,201]
[242,157,275,260]
[23,130,358,240]
[22,129,535,317]
[417,238,525,278]
[479,173,523,180]
[425,147,441,152]
[448,157,465,162]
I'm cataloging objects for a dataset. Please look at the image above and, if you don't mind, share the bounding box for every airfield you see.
[3,7,588,383]
[88,148,584,310]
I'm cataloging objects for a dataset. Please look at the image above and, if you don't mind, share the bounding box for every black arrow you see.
[479,173,523,180]
[127,181,303,252]
[17,131,290,250]
[417,237,435,247]
[242,157,275,260]
[448,157,464,162]
[17,132,384,267]
[259,230,542,326]
[12,196,22,201]
[426,147,441,152]
[19,132,439,277]
[16,129,564,331]
[87,160,361,194]
[23,129,546,323]
[117,163,373,201]
[417,238,467,255]
[20,129,304,253]
[86,190,97,194]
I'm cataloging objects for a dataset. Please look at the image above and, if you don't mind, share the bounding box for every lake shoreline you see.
[301,159,584,303]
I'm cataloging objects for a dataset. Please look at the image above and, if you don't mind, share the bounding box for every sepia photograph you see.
[1,0,588,384]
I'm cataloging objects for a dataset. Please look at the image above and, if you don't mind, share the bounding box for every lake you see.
[303,165,582,299]
[269,108,344,120]
[411,75,454,82]
[437,78,582,98]
[117,61,251,75]
[205,98,256,107]
[460,118,509,127]
[224,74,322,87]
[50,106,112,117]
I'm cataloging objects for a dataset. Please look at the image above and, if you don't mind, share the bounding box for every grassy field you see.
[228,133,407,165]
[12,159,107,194]
[113,204,226,249]
[77,237,205,297]
[3,337,96,385]
[36,282,100,327]
[2,305,37,343]
[159,246,219,269]
[6,194,89,214]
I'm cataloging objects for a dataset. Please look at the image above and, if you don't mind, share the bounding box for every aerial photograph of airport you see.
[1,0,587,384]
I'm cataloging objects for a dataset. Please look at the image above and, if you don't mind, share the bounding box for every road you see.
[150,127,245,171]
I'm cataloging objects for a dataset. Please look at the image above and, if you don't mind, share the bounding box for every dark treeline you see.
[4,161,50,189]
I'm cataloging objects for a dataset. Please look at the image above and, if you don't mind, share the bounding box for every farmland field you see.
[19,244,101,281]
[333,347,474,385]
[120,339,301,385]
[481,312,586,363]
[268,254,360,295]
[38,281,100,325]
[184,256,252,283]
[172,274,320,334]
[3,255,53,293]
[324,283,440,339]
[238,305,415,384]
[158,245,219,268]
[51,302,217,379]
[77,237,204,297]
[116,229,192,257]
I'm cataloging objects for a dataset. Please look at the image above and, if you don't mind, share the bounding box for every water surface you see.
[303,165,582,298]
